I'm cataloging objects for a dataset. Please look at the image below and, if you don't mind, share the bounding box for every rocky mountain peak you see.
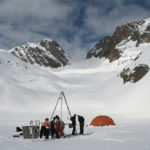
[86,19,150,62]
[86,18,150,83]
[11,39,69,68]
[40,38,58,49]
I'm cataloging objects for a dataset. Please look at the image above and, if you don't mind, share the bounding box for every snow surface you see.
[0,120,150,150]
[139,18,150,34]
[0,39,150,149]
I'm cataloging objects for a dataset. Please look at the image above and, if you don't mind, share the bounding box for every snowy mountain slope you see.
[0,18,150,122]
[0,47,150,123]
[0,49,63,113]
[0,48,150,150]
[87,18,150,83]
[11,38,69,68]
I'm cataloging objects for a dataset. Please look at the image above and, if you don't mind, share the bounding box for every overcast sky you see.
[0,0,150,59]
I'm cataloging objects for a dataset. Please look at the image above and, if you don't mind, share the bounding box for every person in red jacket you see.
[55,115,64,137]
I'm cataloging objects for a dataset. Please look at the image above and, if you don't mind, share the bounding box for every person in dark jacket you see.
[50,117,59,139]
[70,114,76,135]
[78,115,85,134]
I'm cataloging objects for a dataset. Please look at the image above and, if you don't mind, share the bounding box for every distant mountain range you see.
[1,18,150,83]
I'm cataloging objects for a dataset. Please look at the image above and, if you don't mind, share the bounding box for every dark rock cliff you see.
[86,20,150,62]
[11,39,69,68]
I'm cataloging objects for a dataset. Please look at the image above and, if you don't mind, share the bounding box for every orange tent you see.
[90,115,115,126]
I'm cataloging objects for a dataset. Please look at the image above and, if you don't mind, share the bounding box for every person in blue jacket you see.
[70,114,76,135]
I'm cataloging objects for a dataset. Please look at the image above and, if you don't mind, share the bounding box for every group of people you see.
[70,114,85,135]
[40,114,85,139]
[40,115,64,139]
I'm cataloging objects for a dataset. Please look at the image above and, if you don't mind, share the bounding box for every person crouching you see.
[40,118,50,139]
[40,122,46,139]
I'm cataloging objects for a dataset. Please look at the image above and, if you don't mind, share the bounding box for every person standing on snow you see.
[70,114,76,135]
[78,115,85,134]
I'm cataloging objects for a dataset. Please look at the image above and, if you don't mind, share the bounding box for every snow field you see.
[1,38,150,150]
[0,120,150,150]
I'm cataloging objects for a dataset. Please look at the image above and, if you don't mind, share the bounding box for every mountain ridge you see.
[10,38,69,68]
[0,18,150,84]
[86,18,150,83]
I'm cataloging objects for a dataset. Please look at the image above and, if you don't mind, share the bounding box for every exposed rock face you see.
[86,18,150,83]
[86,35,121,62]
[120,65,149,83]
[11,39,69,68]
[86,20,150,62]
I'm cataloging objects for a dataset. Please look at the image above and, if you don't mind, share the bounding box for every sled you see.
[64,133,92,138]
[13,135,21,138]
